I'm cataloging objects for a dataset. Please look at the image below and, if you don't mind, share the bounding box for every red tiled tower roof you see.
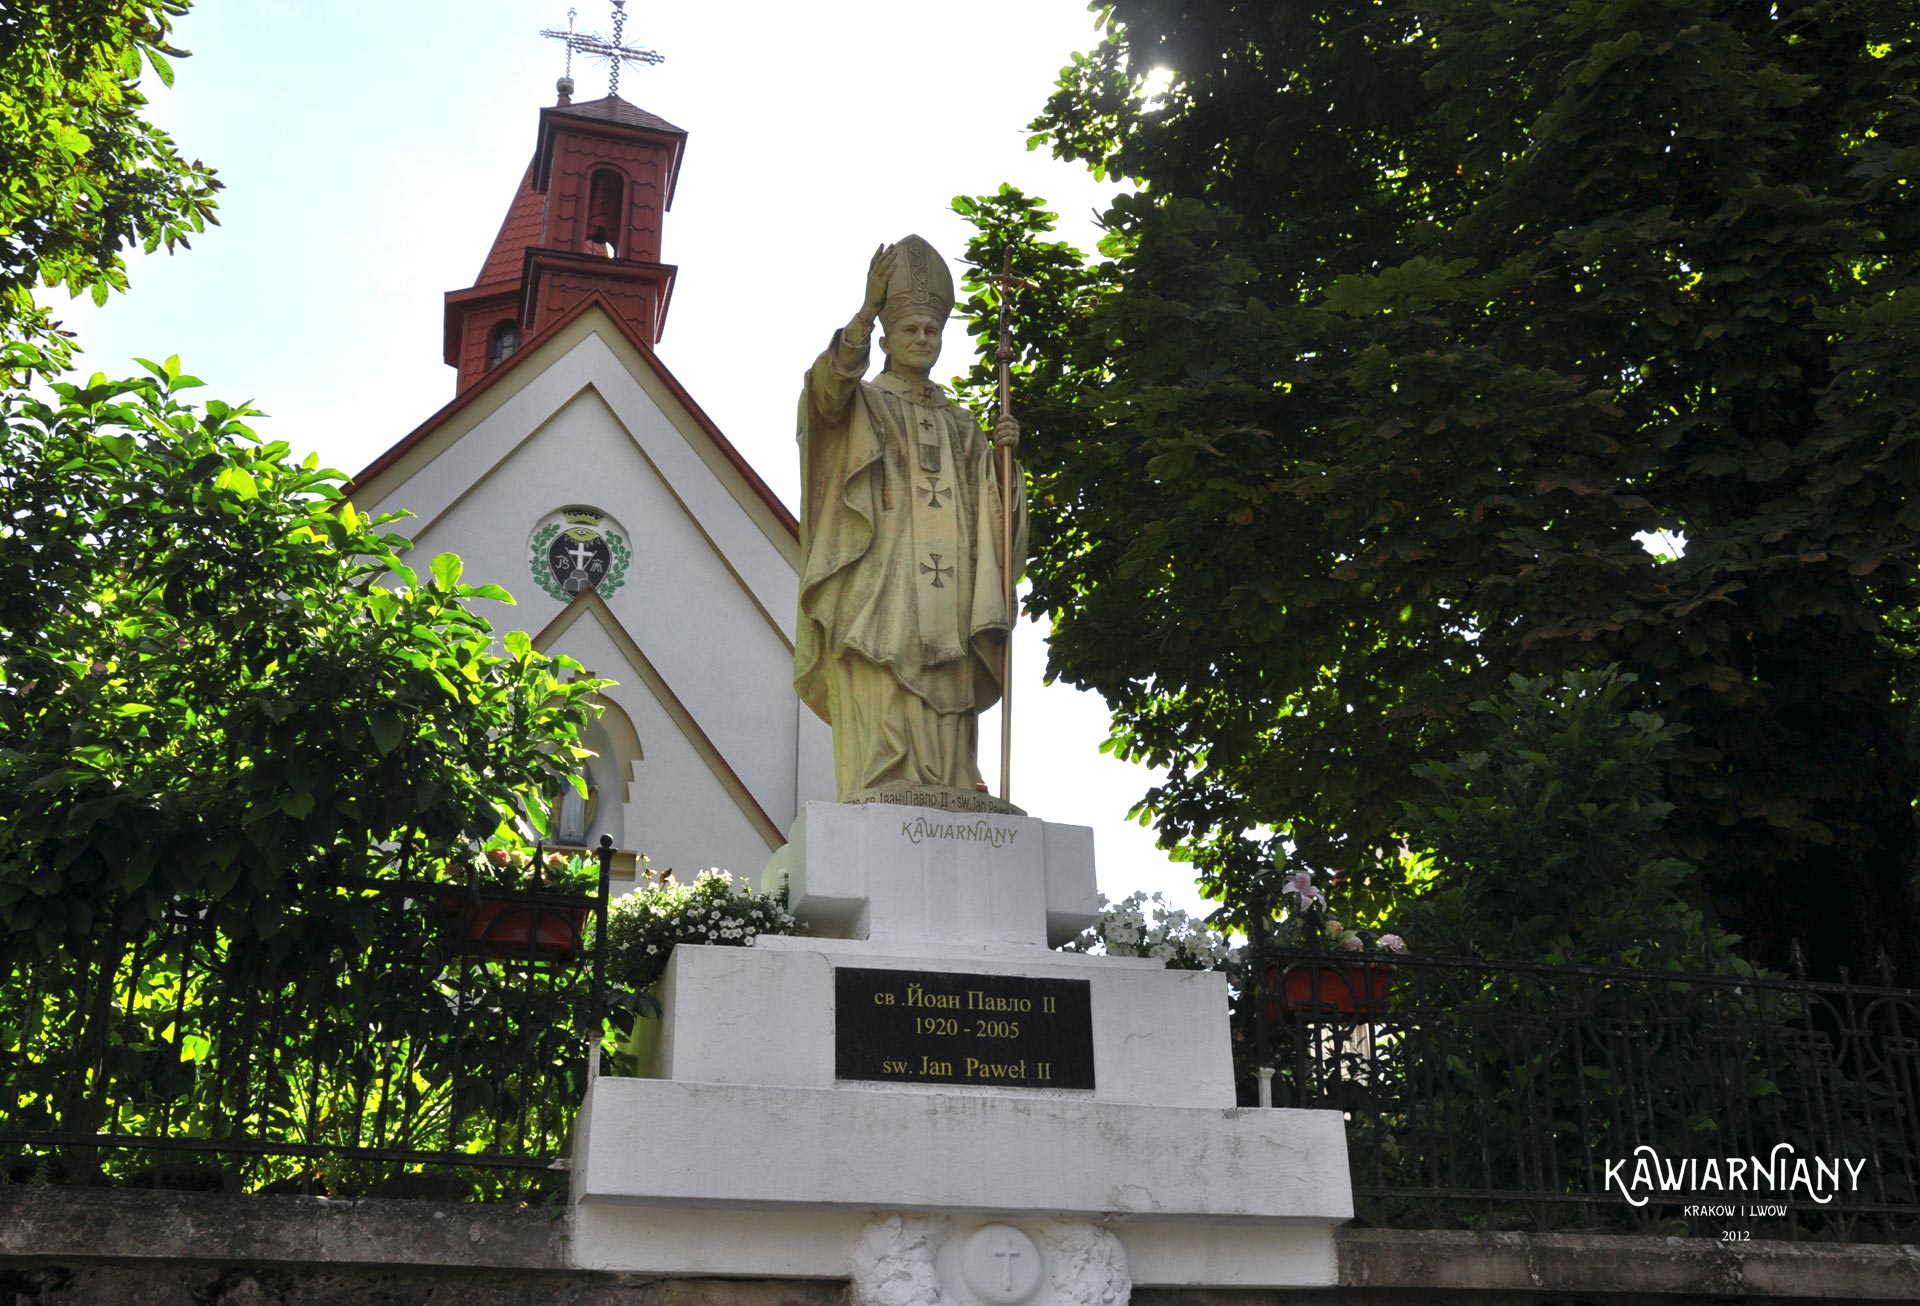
[549,94,684,135]
[443,92,684,394]
[474,163,543,289]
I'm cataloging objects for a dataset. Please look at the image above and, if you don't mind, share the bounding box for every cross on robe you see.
[920,553,954,588]
[922,476,949,508]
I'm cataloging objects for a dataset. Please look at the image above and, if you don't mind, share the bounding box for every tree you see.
[0,1,220,361]
[955,1,1920,980]
[1398,666,1734,969]
[0,358,602,951]
[0,1,603,958]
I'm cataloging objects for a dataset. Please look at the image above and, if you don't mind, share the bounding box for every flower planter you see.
[441,895,592,961]
[1267,960,1394,1018]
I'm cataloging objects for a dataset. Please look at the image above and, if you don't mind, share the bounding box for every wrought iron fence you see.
[1251,950,1920,1242]
[0,844,612,1201]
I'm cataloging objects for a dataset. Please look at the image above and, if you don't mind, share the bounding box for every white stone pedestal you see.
[569,802,1353,1298]
[764,801,1099,948]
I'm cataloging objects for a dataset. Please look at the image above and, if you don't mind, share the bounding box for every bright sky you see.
[53,0,1210,921]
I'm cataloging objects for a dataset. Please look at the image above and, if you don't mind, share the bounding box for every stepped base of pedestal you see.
[569,1076,1347,1288]
[572,801,1354,1297]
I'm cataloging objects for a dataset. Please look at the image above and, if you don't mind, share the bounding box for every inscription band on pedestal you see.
[834,966,1095,1090]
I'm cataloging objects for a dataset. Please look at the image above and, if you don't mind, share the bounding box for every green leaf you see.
[144,45,175,88]
[122,843,159,894]
[368,710,404,756]
[214,465,258,500]
[430,553,463,590]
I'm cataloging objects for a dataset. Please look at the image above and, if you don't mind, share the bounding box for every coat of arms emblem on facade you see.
[528,506,631,601]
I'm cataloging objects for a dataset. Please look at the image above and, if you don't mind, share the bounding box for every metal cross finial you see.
[541,8,580,81]
[983,250,1039,368]
[540,1,664,100]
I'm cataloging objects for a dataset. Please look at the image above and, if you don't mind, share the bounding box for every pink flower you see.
[545,852,567,871]
[1281,871,1324,909]
[1337,932,1365,952]
[1325,919,1345,939]
[486,849,513,867]
[1378,934,1408,954]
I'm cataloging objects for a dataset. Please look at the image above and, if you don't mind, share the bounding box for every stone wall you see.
[1,1187,1916,1305]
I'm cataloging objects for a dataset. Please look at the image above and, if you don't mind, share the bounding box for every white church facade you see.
[348,91,834,888]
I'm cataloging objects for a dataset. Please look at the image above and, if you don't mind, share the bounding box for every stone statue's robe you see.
[795,330,1025,799]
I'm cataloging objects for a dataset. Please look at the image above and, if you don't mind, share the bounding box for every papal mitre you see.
[879,234,955,328]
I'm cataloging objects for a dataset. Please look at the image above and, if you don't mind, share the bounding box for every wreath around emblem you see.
[529,523,568,602]
[601,530,631,598]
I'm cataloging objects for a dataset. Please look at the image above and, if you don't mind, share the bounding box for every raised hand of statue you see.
[860,243,898,324]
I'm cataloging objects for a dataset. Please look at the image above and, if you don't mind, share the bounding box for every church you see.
[348,78,834,889]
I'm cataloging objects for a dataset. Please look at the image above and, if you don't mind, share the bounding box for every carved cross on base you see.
[992,1236,1022,1292]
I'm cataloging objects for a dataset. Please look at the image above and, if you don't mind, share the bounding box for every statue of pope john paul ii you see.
[794,235,1026,813]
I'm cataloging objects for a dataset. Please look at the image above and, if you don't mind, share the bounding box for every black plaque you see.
[834,967,1095,1090]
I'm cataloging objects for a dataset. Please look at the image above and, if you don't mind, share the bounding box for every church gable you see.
[353,85,832,876]
[356,303,795,607]
[532,593,784,884]
[352,304,832,851]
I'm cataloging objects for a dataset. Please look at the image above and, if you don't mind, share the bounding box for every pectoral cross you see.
[920,553,954,588]
[916,414,941,473]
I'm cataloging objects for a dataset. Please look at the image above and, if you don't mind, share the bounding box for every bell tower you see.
[443,4,682,393]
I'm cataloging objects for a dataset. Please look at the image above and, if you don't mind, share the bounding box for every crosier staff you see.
[985,252,1035,804]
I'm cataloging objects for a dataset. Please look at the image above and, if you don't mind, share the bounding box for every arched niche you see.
[585,168,626,258]
[549,687,644,851]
